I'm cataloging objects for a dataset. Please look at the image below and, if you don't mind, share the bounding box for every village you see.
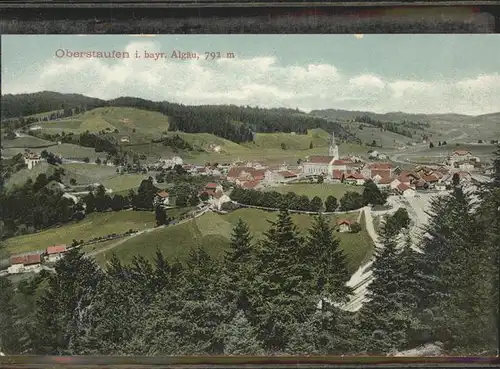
[3,132,493,277]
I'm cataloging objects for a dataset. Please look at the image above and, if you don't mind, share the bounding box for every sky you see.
[2,34,500,115]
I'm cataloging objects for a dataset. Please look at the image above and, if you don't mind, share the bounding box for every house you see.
[337,219,352,233]
[46,245,67,263]
[23,152,42,170]
[390,178,402,190]
[8,252,42,274]
[204,183,223,196]
[361,163,393,179]
[422,174,439,184]
[120,137,130,143]
[154,191,170,206]
[226,167,267,184]
[344,172,365,186]
[331,170,344,184]
[375,175,393,189]
[209,191,231,210]
[396,183,416,197]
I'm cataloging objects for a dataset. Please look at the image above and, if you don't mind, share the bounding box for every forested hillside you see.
[2,92,360,145]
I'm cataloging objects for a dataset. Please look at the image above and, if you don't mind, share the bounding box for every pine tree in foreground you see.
[357,221,416,354]
[221,310,264,355]
[306,215,352,306]
[250,209,317,352]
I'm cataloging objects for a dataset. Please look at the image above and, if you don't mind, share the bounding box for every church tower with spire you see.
[329,131,340,160]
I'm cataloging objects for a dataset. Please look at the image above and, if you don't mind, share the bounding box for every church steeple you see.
[329,131,339,160]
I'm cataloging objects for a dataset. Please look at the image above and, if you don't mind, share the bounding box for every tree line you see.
[2,91,361,145]
[230,180,388,213]
[355,115,418,138]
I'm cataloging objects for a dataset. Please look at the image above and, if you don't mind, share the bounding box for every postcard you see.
[0,35,499,358]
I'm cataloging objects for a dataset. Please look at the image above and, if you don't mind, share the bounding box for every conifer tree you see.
[33,249,103,354]
[306,215,351,306]
[250,209,316,352]
[0,277,20,354]
[221,310,264,355]
[223,218,255,312]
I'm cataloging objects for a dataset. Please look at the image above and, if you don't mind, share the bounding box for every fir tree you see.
[306,215,351,306]
[0,277,20,353]
[250,209,317,351]
[223,218,255,312]
[221,310,264,355]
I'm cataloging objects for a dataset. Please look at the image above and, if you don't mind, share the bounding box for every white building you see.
[62,193,79,204]
[154,190,170,206]
[209,191,231,210]
[337,220,352,233]
[302,132,340,176]
[46,245,67,263]
[24,152,42,170]
[8,253,42,274]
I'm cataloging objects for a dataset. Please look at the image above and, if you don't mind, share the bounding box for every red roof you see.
[332,160,349,165]
[331,170,344,180]
[308,155,335,164]
[337,219,352,226]
[371,169,391,179]
[205,183,218,189]
[227,167,266,180]
[369,163,392,170]
[423,175,439,182]
[378,176,393,184]
[156,191,169,198]
[345,172,364,180]
[278,171,297,178]
[47,245,67,255]
[397,183,411,191]
[10,253,41,266]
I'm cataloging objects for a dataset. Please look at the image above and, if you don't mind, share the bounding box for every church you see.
[302,132,340,176]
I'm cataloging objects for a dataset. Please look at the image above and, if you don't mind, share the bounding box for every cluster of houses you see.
[7,245,67,275]
[444,149,481,171]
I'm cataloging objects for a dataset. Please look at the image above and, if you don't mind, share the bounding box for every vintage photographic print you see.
[0,34,499,357]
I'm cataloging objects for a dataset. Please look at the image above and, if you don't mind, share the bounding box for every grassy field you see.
[4,162,57,191]
[93,208,372,275]
[61,163,118,185]
[33,107,170,136]
[100,173,150,192]
[4,210,155,255]
[407,143,497,163]
[266,183,363,201]
[2,136,56,149]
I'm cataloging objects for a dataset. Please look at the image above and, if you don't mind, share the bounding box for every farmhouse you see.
[337,219,352,233]
[204,183,223,196]
[344,172,366,186]
[209,191,231,211]
[154,191,170,206]
[46,245,67,263]
[8,252,43,274]
[361,163,393,179]
[331,170,344,183]
[227,167,267,185]
[23,152,42,170]
[396,183,415,197]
